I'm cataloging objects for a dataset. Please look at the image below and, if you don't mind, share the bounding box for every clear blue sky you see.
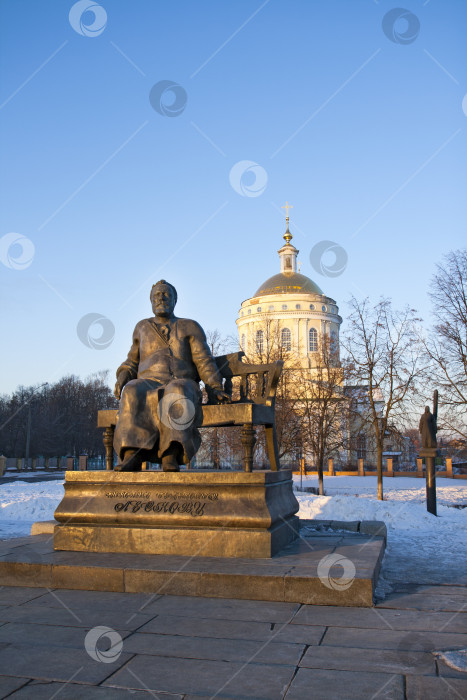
[1,0,466,394]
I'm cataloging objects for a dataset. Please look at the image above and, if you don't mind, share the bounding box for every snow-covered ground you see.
[1,475,466,586]
[0,480,64,539]
[294,475,467,587]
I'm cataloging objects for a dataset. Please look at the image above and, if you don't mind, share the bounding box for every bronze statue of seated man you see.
[113,280,230,472]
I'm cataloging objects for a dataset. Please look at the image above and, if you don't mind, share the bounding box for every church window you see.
[256,330,264,353]
[247,309,251,315]
[309,327,318,352]
[282,304,288,310]
[322,305,326,312]
[281,328,291,352]
[257,306,262,312]
[295,304,301,310]
[357,434,367,461]
[330,329,338,348]
[268,305,274,311]
[285,256,292,270]
[309,304,314,310]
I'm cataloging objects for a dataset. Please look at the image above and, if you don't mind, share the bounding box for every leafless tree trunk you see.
[300,333,345,495]
[423,250,467,441]
[343,297,423,500]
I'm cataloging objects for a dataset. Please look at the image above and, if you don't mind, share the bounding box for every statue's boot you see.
[114,449,143,472]
[161,453,180,472]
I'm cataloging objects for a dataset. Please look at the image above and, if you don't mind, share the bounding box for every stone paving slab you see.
[405,675,467,700]
[292,603,467,633]
[104,654,296,698]
[377,590,467,612]
[6,680,181,699]
[0,587,48,606]
[137,613,323,644]
[286,668,404,700]
[0,645,134,685]
[0,603,156,631]
[119,631,306,665]
[140,594,300,622]
[0,622,132,650]
[0,676,29,698]
[19,589,162,613]
[299,644,436,675]
[321,626,467,651]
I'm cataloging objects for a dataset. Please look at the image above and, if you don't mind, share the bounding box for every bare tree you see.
[300,333,345,495]
[424,250,467,440]
[245,317,304,464]
[342,297,423,500]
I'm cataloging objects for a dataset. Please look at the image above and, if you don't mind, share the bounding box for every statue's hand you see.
[114,370,132,400]
[213,389,231,404]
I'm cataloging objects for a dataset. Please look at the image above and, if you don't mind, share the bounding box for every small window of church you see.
[309,304,314,310]
[247,309,251,315]
[281,328,291,352]
[257,307,262,313]
[285,256,292,270]
[268,305,274,311]
[295,304,301,310]
[282,304,288,310]
[309,327,318,352]
[322,305,326,312]
[256,330,264,353]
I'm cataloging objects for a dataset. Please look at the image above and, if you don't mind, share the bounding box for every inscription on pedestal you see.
[104,490,220,518]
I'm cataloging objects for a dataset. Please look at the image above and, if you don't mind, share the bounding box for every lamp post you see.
[419,390,438,516]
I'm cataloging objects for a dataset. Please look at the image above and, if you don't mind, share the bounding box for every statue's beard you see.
[153,305,173,318]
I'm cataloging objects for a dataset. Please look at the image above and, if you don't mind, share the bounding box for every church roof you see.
[254,271,323,297]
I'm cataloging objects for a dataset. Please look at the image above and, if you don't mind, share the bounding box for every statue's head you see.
[425,406,430,413]
[150,280,177,317]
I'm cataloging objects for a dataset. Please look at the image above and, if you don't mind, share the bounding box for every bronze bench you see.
[98,352,283,472]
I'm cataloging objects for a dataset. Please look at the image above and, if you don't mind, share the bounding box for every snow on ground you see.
[0,480,64,539]
[1,475,466,586]
[293,475,467,587]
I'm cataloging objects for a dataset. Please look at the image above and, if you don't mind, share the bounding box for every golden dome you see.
[254,272,323,297]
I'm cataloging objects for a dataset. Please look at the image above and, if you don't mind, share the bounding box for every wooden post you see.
[328,458,334,476]
[417,458,423,477]
[241,425,256,473]
[358,458,364,476]
[103,427,115,471]
[446,458,453,478]
[386,458,393,477]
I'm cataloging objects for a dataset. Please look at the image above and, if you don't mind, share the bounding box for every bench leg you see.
[265,424,280,471]
[103,426,115,471]
[241,424,256,473]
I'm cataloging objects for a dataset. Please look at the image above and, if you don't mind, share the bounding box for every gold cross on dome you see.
[281,201,293,220]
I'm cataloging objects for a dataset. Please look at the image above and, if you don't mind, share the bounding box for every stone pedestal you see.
[54,470,299,559]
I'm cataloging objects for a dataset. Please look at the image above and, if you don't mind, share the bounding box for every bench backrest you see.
[208,352,283,407]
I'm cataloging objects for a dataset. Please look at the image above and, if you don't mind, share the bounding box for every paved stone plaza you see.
[0,580,465,698]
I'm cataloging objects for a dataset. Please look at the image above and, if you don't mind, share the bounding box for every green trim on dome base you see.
[254,272,323,297]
